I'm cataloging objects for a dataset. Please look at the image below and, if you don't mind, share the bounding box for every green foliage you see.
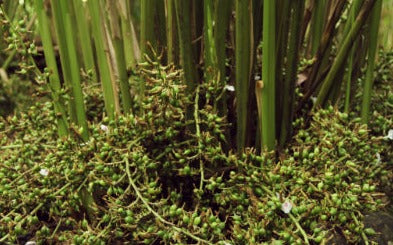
[0,63,391,244]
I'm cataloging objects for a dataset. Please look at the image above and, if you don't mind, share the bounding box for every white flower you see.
[100,124,109,132]
[39,168,49,177]
[25,242,36,245]
[281,200,293,214]
[224,85,235,92]
[311,97,317,104]
[254,75,261,81]
[385,129,393,140]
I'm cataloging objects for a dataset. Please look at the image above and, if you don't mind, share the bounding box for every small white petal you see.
[281,200,293,214]
[100,124,109,132]
[25,242,36,245]
[39,169,49,176]
[254,75,261,81]
[224,85,235,92]
[385,129,393,140]
[311,97,317,104]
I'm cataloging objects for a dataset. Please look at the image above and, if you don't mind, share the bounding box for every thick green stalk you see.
[275,0,290,140]
[260,0,276,150]
[314,0,378,108]
[235,0,252,152]
[309,0,327,56]
[63,9,89,141]
[108,0,132,113]
[34,0,68,138]
[72,0,97,82]
[361,0,382,123]
[279,0,304,146]
[203,0,217,84]
[165,0,177,64]
[174,0,199,94]
[141,0,156,57]
[343,1,363,113]
[88,0,117,120]
[50,0,77,123]
[214,0,232,116]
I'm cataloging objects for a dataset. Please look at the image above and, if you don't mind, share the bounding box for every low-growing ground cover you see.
[0,60,392,244]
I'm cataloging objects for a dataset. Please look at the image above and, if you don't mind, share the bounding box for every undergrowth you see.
[0,60,392,244]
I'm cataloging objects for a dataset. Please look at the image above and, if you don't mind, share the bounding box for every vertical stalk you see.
[175,0,199,94]
[279,0,305,146]
[214,0,232,116]
[107,0,132,113]
[203,0,217,84]
[235,0,252,152]
[275,0,290,140]
[141,0,156,57]
[165,0,177,64]
[88,0,117,120]
[343,1,363,113]
[309,0,327,56]
[122,0,140,68]
[361,0,382,123]
[61,2,89,141]
[72,0,97,82]
[260,0,276,150]
[314,0,378,108]
[50,0,77,123]
[34,0,68,137]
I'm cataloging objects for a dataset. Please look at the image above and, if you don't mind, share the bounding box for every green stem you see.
[361,0,382,123]
[33,0,69,138]
[314,0,378,108]
[165,0,177,64]
[72,0,97,82]
[63,8,89,141]
[175,0,199,95]
[279,0,304,146]
[141,0,156,58]
[260,0,276,150]
[108,1,132,114]
[50,0,77,123]
[235,0,252,152]
[88,0,117,120]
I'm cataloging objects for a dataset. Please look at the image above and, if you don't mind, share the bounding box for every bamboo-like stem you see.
[141,0,155,57]
[343,1,363,113]
[309,0,327,56]
[34,0,68,138]
[72,0,97,82]
[214,0,232,117]
[303,1,347,94]
[107,0,132,114]
[275,0,290,140]
[361,0,382,123]
[50,0,77,123]
[88,0,117,120]
[62,5,89,141]
[203,0,217,84]
[260,0,276,150]
[314,0,378,108]
[279,0,305,147]
[235,0,252,152]
[121,0,140,68]
[165,0,177,64]
[174,0,199,94]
